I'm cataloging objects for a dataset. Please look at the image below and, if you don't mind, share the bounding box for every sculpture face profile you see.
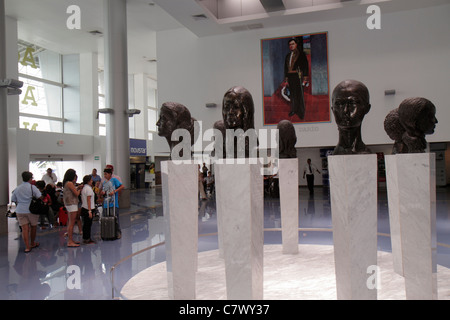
[156,102,196,158]
[277,120,297,159]
[384,97,437,154]
[331,80,372,155]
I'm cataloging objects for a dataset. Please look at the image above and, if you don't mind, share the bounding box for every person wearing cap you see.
[42,168,57,187]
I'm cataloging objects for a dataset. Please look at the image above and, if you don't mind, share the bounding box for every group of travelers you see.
[10,165,123,253]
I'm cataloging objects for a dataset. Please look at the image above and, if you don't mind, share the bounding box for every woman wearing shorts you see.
[63,169,82,247]
[11,171,42,253]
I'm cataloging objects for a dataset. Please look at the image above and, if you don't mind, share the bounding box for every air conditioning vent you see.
[88,30,103,36]
[192,14,208,21]
[231,24,264,32]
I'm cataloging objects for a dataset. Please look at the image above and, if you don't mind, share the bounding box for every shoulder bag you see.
[29,185,48,215]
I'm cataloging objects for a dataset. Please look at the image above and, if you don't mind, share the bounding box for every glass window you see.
[98,71,106,136]
[19,115,63,133]
[147,86,158,140]
[148,108,157,132]
[19,77,62,118]
[17,40,66,133]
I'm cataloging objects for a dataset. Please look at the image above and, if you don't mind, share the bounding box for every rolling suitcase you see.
[101,196,117,240]
[58,206,68,226]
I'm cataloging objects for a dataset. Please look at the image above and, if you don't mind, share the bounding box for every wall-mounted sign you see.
[130,138,147,156]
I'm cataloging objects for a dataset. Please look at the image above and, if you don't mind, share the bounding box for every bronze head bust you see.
[214,86,257,158]
[156,102,196,158]
[221,86,255,131]
[331,80,372,155]
[384,97,437,153]
[277,120,297,159]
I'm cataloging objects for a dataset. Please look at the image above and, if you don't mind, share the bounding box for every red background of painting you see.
[263,55,330,125]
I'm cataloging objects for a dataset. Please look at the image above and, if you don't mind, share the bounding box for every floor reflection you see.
[1,185,449,300]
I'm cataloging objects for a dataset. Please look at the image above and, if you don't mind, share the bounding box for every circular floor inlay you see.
[121,244,450,300]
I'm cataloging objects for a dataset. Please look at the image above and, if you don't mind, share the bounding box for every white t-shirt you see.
[42,173,57,186]
[303,163,319,175]
[81,185,95,210]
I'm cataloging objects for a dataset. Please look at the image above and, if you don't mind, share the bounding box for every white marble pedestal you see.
[385,153,437,300]
[328,154,378,300]
[215,160,264,300]
[161,161,198,300]
[278,159,299,254]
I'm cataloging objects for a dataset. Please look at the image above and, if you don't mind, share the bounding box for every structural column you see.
[329,154,378,300]
[103,0,130,206]
[0,0,9,234]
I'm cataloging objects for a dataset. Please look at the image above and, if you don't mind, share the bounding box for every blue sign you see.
[130,139,147,156]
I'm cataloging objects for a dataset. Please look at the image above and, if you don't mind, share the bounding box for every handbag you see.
[29,185,48,215]
[6,203,16,218]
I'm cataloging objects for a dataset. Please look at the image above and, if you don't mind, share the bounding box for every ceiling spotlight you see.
[1,78,23,96]
[126,109,141,117]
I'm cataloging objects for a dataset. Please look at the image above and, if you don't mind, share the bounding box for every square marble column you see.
[161,161,198,300]
[215,160,264,300]
[328,154,378,300]
[278,158,299,254]
[385,153,437,300]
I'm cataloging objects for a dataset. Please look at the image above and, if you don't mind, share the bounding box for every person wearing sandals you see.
[11,171,41,253]
[80,175,95,244]
[63,169,82,247]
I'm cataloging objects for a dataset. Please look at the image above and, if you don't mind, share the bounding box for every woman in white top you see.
[81,175,96,244]
[63,169,82,247]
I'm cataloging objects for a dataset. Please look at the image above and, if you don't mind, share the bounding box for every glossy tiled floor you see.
[1,185,449,300]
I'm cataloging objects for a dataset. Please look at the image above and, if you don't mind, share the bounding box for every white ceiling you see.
[5,0,450,80]
[5,0,183,78]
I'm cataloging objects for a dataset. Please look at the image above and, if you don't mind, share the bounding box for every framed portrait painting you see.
[261,32,330,125]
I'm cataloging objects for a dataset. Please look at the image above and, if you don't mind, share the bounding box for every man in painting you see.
[283,37,309,119]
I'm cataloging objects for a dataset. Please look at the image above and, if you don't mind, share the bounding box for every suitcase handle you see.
[104,195,116,217]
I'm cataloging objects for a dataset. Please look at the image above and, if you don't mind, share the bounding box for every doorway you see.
[130,157,146,189]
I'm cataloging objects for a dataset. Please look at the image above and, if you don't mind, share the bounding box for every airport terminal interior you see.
[1,0,450,300]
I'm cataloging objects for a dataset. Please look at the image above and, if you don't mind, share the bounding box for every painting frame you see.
[261,31,331,126]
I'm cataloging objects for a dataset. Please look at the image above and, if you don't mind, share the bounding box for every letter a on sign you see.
[20,47,37,69]
[366,5,381,30]
[66,5,81,30]
[21,86,38,106]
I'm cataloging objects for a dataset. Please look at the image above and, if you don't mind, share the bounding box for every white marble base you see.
[278,159,299,254]
[328,154,378,300]
[385,153,437,300]
[215,160,264,300]
[121,244,450,300]
[161,161,198,300]
[384,155,403,276]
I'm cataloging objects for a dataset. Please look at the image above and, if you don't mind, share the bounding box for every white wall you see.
[8,128,105,190]
[155,4,450,153]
